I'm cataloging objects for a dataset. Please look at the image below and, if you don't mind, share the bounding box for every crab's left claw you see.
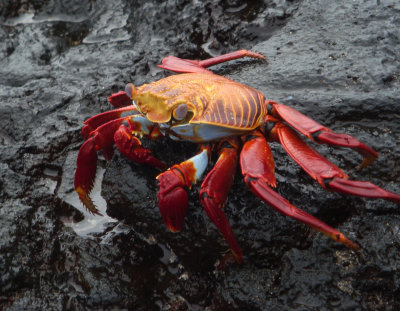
[74,137,101,215]
[157,147,210,232]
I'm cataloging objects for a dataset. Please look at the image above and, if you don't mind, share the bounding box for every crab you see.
[75,50,400,263]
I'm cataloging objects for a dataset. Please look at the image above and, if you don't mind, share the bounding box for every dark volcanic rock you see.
[1,0,399,310]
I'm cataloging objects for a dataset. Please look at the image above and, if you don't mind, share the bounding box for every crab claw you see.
[74,137,102,215]
[114,124,166,170]
[157,147,210,232]
[157,168,189,232]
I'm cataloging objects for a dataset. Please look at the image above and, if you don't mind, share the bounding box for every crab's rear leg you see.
[200,139,243,263]
[273,122,400,203]
[75,114,164,214]
[270,102,378,169]
[240,130,359,250]
[157,146,211,232]
[157,49,265,74]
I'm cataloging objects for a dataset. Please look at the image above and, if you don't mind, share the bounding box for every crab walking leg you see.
[270,102,378,169]
[80,106,139,161]
[75,117,129,214]
[240,131,360,250]
[75,115,164,214]
[199,139,243,263]
[157,49,265,74]
[81,106,138,139]
[274,122,400,203]
[157,146,211,232]
[108,90,133,108]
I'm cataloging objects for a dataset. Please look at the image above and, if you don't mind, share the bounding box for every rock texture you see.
[1,0,399,310]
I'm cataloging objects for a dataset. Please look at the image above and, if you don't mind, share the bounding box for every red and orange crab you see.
[75,50,400,263]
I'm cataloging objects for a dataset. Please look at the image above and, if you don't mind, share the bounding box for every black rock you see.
[1,0,399,310]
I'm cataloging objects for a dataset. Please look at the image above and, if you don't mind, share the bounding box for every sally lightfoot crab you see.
[75,50,400,263]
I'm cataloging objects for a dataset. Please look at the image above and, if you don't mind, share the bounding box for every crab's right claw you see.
[157,147,210,232]
[157,168,189,232]
[74,137,102,215]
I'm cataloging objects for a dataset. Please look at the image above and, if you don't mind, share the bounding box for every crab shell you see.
[127,73,266,142]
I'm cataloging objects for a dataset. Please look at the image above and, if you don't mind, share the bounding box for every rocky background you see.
[1,0,399,310]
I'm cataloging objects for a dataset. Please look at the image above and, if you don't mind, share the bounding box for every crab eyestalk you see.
[125,83,137,99]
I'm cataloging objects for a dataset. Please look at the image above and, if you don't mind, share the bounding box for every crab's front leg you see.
[75,114,165,214]
[156,146,211,232]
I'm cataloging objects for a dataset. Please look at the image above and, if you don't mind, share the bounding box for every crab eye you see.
[125,83,135,98]
[173,103,188,120]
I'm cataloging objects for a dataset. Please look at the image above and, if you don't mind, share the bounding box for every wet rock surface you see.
[1,0,399,310]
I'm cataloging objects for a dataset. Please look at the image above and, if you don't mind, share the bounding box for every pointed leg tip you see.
[328,178,400,204]
[342,237,360,251]
[329,230,359,250]
[388,193,400,205]
[232,251,244,264]
[359,153,378,170]
[76,187,102,216]
[218,252,243,269]
[165,223,182,232]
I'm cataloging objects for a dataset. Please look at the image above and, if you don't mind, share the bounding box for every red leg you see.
[75,138,99,215]
[157,49,265,74]
[240,131,359,250]
[157,146,211,232]
[199,139,243,263]
[75,117,128,214]
[108,90,133,108]
[81,106,137,139]
[270,102,378,168]
[274,122,400,203]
